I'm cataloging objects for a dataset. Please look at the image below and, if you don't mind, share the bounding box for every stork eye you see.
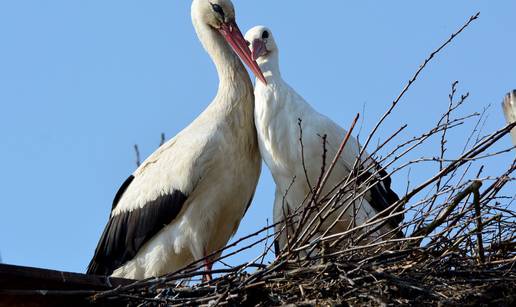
[210,3,225,18]
[262,31,269,39]
[246,40,250,46]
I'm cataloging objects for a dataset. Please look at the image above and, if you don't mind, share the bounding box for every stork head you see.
[192,0,236,29]
[191,0,266,84]
[244,26,278,63]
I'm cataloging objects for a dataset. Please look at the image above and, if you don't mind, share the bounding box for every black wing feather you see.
[87,176,187,276]
[111,175,134,211]
[359,164,403,230]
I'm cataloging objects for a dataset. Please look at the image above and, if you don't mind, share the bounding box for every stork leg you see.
[202,248,213,282]
[202,258,213,282]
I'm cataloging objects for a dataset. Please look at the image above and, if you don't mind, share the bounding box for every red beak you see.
[218,21,267,85]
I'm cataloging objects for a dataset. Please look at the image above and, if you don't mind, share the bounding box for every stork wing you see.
[87,175,188,276]
[87,136,207,276]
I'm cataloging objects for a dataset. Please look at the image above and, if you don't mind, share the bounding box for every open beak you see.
[218,21,267,85]
[251,39,267,61]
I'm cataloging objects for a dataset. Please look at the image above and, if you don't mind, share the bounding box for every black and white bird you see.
[503,90,516,145]
[87,0,266,280]
[244,26,402,253]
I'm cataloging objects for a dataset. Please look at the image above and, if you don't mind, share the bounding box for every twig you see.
[473,183,485,263]
[411,180,482,240]
[134,144,141,167]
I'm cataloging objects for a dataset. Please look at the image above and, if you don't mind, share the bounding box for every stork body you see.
[503,90,516,145]
[244,26,402,253]
[88,0,265,280]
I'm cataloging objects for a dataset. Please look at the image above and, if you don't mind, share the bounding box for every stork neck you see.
[194,22,252,98]
[258,52,281,83]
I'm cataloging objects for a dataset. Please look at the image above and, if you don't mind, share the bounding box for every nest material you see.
[90,12,516,307]
[91,241,516,306]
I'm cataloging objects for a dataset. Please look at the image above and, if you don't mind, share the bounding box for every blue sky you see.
[0,1,514,273]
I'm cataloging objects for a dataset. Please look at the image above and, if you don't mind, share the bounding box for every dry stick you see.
[425,108,476,228]
[480,158,516,199]
[366,122,513,229]
[310,134,329,229]
[346,153,465,245]
[319,111,470,222]
[315,114,360,201]
[237,260,287,288]
[344,125,511,247]
[298,118,312,191]
[327,54,478,246]
[356,12,480,170]
[344,115,474,238]
[315,134,329,198]
[440,211,490,257]
[449,209,508,254]
[307,112,475,245]
[160,132,166,146]
[305,116,473,247]
[294,202,410,254]
[108,167,511,303]
[92,222,279,301]
[427,201,475,247]
[259,219,272,266]
[438,93,471,179]
[308,116,469,249]
[290,137,330,240]
[302,163,370,245]
[274,124,332,256]
[324,236,425,260]
[134,144,141,167]
[303,159,420,252]
[411,180,482,239]
[442,214,501,258]
[134,133,167,170]
[289,114,360,250]
[473,183,486,263]
[131,155,510,304]
[280,175,299,255]
[318,123,408,205]
[288,114,359,249]
[427,82,461,214]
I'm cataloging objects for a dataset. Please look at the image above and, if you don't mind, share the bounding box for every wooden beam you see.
[0,264,134,307]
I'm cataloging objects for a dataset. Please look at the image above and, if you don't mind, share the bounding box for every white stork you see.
[87,0,266,280]
[244,26,403,254]
[503,90,516,145]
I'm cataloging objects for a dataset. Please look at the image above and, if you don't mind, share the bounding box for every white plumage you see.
[503,90,516,145]
[88,0,265,280]
[244,26,402,253]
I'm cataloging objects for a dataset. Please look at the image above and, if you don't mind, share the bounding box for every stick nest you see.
[91,12,515,307]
